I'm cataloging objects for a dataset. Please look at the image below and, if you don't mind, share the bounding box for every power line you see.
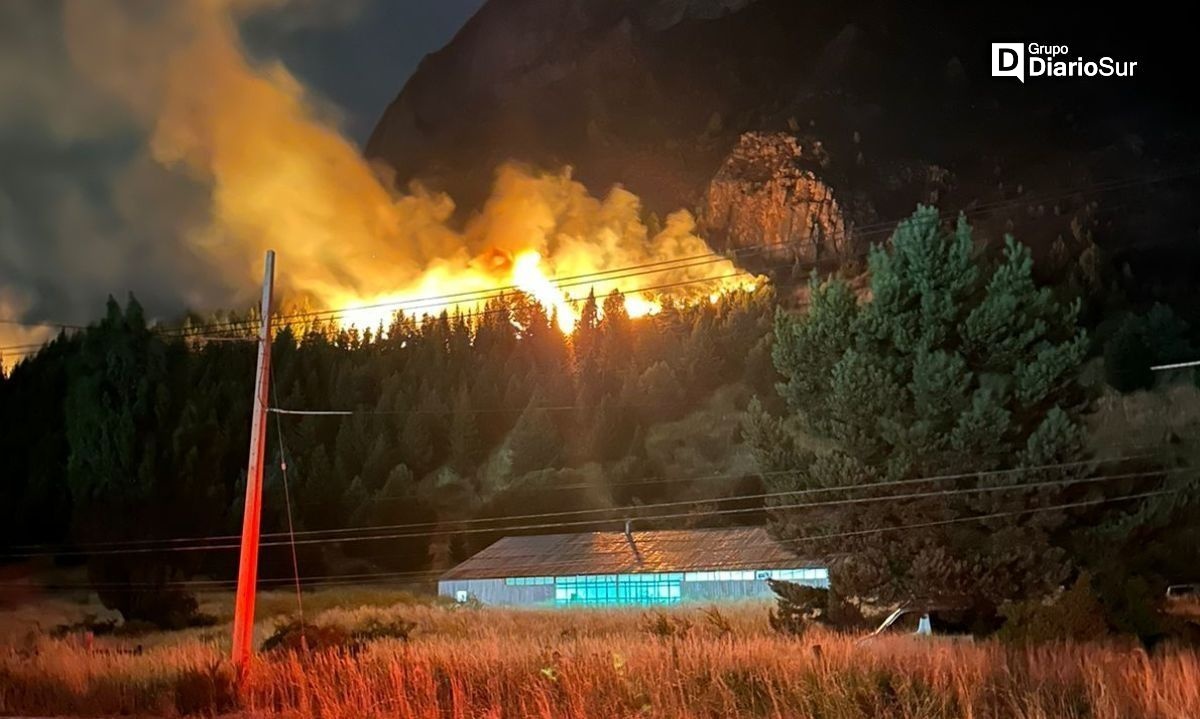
[163,159,1200,336]
[4,450,1170,553]
[301,466,1185,538]
[8,159,1194,350]
[5,486,1177,592]
[3,451,1163,552]
[1,461,1178,559]
[159,267,756,340]
[0,263,751,354]
[250,462,1180,540]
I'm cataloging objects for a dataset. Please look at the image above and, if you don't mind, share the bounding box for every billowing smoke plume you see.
[0,1,240,354]
[62,0,449,302]
[3,0,751,354]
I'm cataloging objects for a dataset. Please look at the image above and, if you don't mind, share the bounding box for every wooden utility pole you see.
[232,250,275,671]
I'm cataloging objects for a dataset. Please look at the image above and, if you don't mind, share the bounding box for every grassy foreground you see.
[1,589,1199,718]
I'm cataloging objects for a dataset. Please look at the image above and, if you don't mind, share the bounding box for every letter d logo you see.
[991,43,1024,82]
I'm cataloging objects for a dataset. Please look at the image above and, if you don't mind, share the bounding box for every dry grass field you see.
[2,585,1199,718]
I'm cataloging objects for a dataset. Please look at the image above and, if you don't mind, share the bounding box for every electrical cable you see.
[2,450,1167,552]
[4,485,1177,592]
[270,364,306,631]
[1,462,1180,559]
[8,159,1194,348]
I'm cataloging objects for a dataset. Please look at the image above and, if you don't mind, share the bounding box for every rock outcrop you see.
[704,133,848,263]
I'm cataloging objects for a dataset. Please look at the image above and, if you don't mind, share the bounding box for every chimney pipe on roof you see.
[624,519,643,564]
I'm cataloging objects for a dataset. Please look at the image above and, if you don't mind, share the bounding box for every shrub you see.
[173,660,237,716]
[997,574,1109,644]
[87,559,212,631]
[769,580,824,636]
[351,617,416,643]
[701,606,734,638]
[261,620,354,654]
[261,616,416,654]
[1104,318,1154,392]
[1103,304,1194,393]
[641,611,692,640]
[1092,572,1200,649]
[768,580,866,636]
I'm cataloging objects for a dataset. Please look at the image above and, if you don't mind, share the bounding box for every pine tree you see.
[600,290,632,355]
[0,266,783,596]
[1103,304,1194,393]
[681,311,723,392]
[364,465,433,571]
[65,296,203,626]
[509,402,561,476]
[573,290,603,399]
[449,383,481,472]
[585,393,632,462]
[754,207,1090,608]
[637,361,685,422]
[0,332,77,548]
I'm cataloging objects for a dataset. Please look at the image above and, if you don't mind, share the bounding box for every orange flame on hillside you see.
[334,219,757,336]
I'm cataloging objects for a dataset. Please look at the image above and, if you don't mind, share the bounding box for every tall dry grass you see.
[2,601,1198,718]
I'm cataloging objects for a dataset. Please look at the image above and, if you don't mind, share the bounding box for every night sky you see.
[240,0,485,146]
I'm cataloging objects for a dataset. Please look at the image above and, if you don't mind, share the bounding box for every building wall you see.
[439,567,828,607]
[438,578,554,605]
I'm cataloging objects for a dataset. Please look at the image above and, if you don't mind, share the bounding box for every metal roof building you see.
[438,526,828,607]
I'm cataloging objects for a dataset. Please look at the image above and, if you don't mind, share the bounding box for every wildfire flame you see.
[333,242,756,336]
[325,167,759,335]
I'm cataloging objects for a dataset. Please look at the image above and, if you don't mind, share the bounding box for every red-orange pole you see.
[232,250,275,671]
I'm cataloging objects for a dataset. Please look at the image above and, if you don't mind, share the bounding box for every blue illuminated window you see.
[505,576,553,586]
[553,573,681,606]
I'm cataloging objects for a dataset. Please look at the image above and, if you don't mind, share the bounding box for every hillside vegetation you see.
[1,208,1198,637]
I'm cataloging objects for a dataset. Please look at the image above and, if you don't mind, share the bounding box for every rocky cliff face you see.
[366,0,1200,305]
[704,133,848,263]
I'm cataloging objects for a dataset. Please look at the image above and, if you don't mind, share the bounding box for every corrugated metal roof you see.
[440,526,819,581]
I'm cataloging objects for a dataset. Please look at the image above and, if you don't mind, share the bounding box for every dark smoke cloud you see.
[0,0,227,351]
[0,0,481,349]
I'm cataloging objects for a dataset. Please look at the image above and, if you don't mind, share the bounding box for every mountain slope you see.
[367,0,1200,304]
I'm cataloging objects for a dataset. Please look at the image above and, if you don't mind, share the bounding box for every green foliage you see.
[637,361,685,421]
[62,296,215,627]
[767,579,866,636]
[0,331,77,547]
[1104,317,1154,392]
[997,574,1110,644]
[261,620,354,654]
[66,296,173,507]
[508,403,562,475]
[1104,304,1194,393]
[0,286,776,600]
[757,207,1092,607]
